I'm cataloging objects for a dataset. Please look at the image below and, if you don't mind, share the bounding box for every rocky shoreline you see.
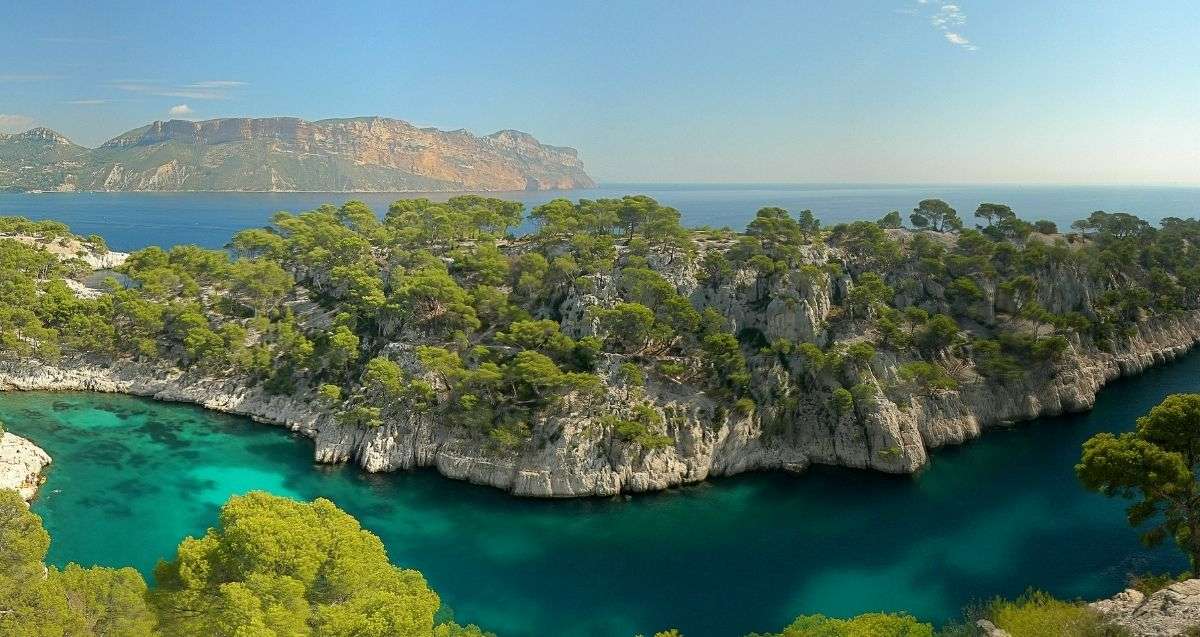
[1091,580,1200,636]
[1,309,1198,499]
[0,431,51,502]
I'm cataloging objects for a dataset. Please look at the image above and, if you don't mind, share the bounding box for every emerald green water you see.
[3,355,1195,637]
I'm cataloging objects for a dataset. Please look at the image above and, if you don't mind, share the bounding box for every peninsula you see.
[1,199,1198,498]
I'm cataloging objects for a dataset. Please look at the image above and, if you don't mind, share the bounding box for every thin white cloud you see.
[0,74,60,82]
[38,36,117,44]
[112,79,248,100]
[905,1,978,50]
[931,4,966,30]
[191,80,247,88]
[168,104,193,117]
[0,114,36,132]
[66,99,110,105]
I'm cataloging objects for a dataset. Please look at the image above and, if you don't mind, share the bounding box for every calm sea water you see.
[4,352,1195,637]
[1,184,1197,251]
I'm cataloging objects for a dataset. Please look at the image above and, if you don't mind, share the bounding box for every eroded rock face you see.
[1091,580,1200,636]
[0,432,51,502]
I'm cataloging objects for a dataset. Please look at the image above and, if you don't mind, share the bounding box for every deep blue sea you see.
[1,183,1197,251]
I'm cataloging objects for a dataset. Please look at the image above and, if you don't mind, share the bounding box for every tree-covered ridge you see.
[4,196,1200,467]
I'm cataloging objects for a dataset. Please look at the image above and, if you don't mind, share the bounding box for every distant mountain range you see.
[0,117,595,193]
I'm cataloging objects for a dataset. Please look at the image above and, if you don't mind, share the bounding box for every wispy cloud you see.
[931,4,965,29]
[168,104,193,117]
[38,36,117,44]
[0,74,61,82]
[0,114,36,133]
[191,80,246,89]
[905,1,978,51]
[944,32,972,46]
[112,79,248,100]
[65,99,110,105]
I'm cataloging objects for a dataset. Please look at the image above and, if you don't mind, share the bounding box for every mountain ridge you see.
[0,116,595,192]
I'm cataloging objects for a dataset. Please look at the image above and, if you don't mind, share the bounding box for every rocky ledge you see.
[1091,579,1200,636]
[0,432,52,501]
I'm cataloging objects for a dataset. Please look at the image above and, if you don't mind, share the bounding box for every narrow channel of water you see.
[3,353,1194,637]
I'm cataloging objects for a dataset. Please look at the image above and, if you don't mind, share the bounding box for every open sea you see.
[1,183,1197,251]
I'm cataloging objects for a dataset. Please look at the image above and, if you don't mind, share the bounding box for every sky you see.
[1,1,1197,184]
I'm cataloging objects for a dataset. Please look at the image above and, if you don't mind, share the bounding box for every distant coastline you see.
[0,116,595,193]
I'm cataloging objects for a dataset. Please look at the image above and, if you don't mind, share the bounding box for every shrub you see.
[831,387,855,415]
[898,362,958,394]
[748,612,933,637]
[619,362,645,388]
[734,398,757,415]
[987,590,1119,637]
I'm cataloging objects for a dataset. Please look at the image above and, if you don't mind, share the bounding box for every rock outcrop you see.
[0,117,595,192]
[1091,580,1200,636]
[0,432,51,501]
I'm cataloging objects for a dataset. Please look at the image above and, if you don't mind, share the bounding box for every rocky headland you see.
[0,117,594,192]
[3,211,1200,497]
[1,307,1196,498]
[3,201,1199,500]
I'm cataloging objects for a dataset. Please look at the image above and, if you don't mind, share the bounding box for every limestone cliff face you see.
[0,117,595,193]
[4,227,1198,497]
[0,432,51,502]
[2,302,1197,498]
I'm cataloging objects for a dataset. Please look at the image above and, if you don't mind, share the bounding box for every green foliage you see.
[595,302,660,353]
[1034,220,1058,234]
[910,199,962,232]
[973,339,1025,383]
[987,590,1118,637]
[898,362,958,395]
[153,492,441,637]
[831,387,855,416]
[1077,394,1200,570]
[747,612,932,637]
[877,210,903,229]
[846,272,893,319]
[619,362,646,388]
[916,314,961,352]
[607,404,673,450]
[0,489,157,636]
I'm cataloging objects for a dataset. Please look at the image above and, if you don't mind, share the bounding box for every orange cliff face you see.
[0,116,595,192]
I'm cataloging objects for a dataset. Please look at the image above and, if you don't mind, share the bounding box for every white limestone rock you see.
[1091,580,1200,636]
[0,432,51,502]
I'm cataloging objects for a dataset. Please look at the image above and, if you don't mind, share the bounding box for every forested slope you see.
[3,198,1200,495]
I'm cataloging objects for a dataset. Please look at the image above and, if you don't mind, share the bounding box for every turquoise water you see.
[2,184,1197,251]
[2,355,1196,636]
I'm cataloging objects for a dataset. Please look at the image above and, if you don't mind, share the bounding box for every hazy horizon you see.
[2,1,1197,185]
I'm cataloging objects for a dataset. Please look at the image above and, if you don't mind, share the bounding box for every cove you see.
[3,357,1197,637]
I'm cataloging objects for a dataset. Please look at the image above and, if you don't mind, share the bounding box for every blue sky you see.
[2,1,1197,184]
